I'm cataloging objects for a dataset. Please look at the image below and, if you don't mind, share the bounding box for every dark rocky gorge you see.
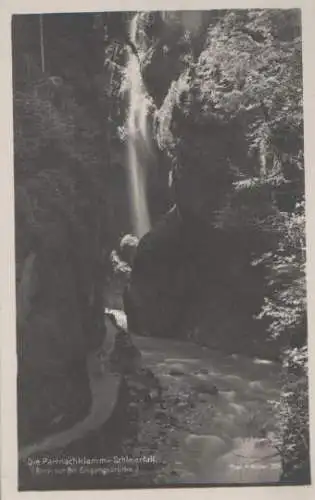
[14,10,308,489]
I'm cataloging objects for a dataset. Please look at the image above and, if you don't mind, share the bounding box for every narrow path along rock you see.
[19,373,122,461]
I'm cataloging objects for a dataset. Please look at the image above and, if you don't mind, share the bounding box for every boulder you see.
[126,205,188,338]
[126,204,276,358]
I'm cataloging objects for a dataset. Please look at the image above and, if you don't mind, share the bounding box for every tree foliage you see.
[151,8,307,482]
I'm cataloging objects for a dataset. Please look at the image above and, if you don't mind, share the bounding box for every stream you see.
[131,332,282,484]
[19,309,282,486]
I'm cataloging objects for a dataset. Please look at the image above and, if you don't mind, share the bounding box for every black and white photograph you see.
[8,5,311,492]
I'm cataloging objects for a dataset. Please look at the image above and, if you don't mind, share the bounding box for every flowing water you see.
[125,15,151,238]
[19,308,282,485]
[131,332,282,484]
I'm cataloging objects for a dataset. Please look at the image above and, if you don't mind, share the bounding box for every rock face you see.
[16,233,103,447]
[126,205,277,358]
[139,11,220,107]
[127,206,188,338]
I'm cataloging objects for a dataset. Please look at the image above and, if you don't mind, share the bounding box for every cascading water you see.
[124,14,152,238]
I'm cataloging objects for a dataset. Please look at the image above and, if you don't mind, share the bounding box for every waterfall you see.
[125,14,151,239]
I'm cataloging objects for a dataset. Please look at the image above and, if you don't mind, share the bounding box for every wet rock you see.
[169,415,178,426]
[170,470,179,477]
[173,396,182,404]
[177,401,189,409]
[192,377,219,395]
[155,410,168,421]
[169,363,187,376]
